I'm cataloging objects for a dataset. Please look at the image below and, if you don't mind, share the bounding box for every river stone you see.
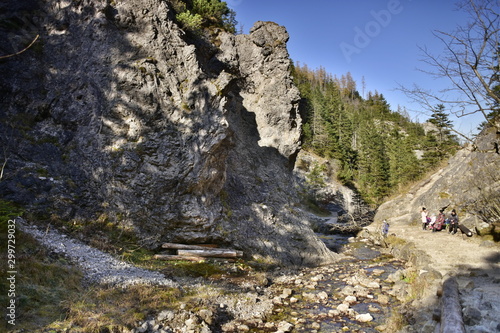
[198,309,214,325]
[345,295,357,304]
[281,288,293,298]
[317,291,329,300]
[157,310,174,322]
[355,313,374,322]
[238,324,250,331]
[377,294,390,305]
[367,281,381,289]
[311,322,321,329]
[387,269,405,283]
[463,306,482,326]
[302,292,316,301]
[337,303,350,312]
[277,321,294,332]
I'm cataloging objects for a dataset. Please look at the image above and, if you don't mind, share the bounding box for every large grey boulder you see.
[0,0,336,265]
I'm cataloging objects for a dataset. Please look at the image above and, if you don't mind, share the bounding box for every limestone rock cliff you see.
[0,0,336,265]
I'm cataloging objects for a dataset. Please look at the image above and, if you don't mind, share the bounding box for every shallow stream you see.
[272,233,406,332]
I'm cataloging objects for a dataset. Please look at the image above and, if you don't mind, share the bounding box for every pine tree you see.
[427,104,459,159]
[292,64,456,205]
[387,129,420,189]
[428,104,452,141]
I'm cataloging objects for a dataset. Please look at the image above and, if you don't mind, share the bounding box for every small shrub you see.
[176,11,204,33]
[306,162,327,189]
[385,235,407,247]
[174,0,237,34]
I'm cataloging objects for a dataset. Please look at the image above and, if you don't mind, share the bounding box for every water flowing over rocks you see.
[123,238,410,333]
[16,211,413,332]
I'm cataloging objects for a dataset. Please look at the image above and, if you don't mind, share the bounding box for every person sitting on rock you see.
[433,209,446,232]
[429,214,437,230]
[448,209,458,234]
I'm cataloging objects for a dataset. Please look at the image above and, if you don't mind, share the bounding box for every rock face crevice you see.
[0,0,336,265]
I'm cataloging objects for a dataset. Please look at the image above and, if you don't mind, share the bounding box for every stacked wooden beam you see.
[154,243,243,262]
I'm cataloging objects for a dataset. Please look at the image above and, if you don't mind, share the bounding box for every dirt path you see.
[370,222,500,331]
[391,224,499,276]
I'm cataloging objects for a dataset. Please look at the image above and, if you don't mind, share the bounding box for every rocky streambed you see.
[264,237,408,333]
[18,216,411,332]
[127,235,412,333]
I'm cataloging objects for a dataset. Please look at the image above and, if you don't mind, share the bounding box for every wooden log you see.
[153,254,237,263]
[177,249,243,258]
[154,254,205,262]
[440,277,466,333]
[161,243,219,250]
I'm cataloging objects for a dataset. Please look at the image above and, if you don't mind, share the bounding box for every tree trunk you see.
[153,254,205,262]
[440,277,465,333]
[177,249,243,258]
[161,243,219,250]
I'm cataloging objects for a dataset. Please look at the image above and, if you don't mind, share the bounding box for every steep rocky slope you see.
[365,126,500,331]
[0,0,336,265]
[375,126,500,235]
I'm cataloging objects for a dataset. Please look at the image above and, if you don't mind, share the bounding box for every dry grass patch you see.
[61,285,183,332]
[385,234,407,247]
[0,221,83,331]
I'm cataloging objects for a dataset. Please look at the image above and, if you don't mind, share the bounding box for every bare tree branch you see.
[399,0,500,140]
[0,34,39,60]
[0,156,7,181]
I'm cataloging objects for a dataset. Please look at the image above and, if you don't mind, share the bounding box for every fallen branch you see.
[161,243,219,250]
[154,254,205,262]
[0,34,39,60]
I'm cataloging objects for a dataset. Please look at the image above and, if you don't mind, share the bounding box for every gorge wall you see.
[0,0,337,265]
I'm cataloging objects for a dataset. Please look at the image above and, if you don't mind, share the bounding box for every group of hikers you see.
[379,206,473,238]
[420,206,471,236]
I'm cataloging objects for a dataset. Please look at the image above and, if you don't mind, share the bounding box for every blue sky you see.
[226,0,483,135]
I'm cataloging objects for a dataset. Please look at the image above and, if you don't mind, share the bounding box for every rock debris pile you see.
[17,218,177,288]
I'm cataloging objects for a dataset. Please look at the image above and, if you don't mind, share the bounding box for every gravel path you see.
[17,218,178,288]
[368,221,500,332]
[392,225,500,276]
